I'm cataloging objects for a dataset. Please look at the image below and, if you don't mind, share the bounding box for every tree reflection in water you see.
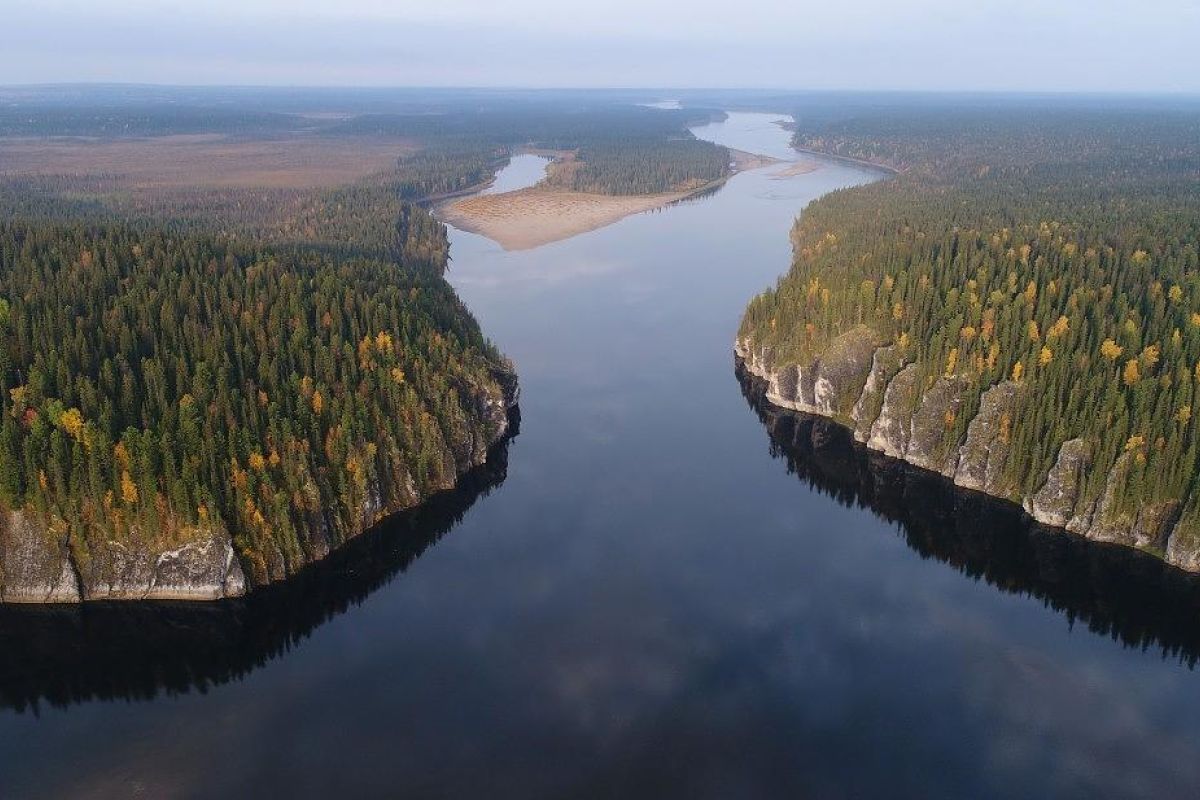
[738,362,1200,667]
[0,414,517,714]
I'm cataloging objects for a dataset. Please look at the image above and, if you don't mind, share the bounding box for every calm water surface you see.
[3,112,1200,799]
[480,153,551,194]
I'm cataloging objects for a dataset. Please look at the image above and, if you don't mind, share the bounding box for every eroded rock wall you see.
[736,333,1200,572]
[0,368,518,603]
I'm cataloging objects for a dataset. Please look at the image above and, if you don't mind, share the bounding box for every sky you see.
[4,0,1199,92]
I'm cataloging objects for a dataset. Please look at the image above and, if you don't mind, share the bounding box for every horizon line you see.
[3,82,1200,99]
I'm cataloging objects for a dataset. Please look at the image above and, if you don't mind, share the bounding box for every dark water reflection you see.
[0,424,515,714]
[739,364,1200,667]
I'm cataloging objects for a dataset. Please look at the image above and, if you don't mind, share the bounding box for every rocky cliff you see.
[736,330,1200,573]
[741,380,1200,664]
[0,370,518,603]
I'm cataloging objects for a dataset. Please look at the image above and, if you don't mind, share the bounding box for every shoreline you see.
[0,383,520,605]
[733,340,1199,575]
[436,147,784,251]
[791,145,902,176]
[438,187,696,250]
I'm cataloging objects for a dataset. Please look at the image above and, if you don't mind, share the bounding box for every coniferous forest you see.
[0,220,512,586]
[740,106,1200,564]
[0,95,555,596]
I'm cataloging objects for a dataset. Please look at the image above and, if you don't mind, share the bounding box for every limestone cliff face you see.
[0,369,518,603]
[954,381,1022,499]
[736,333,1200,573]
[0,512,246,603]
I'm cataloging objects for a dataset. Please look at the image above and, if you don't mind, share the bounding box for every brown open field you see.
[0,134,417,189]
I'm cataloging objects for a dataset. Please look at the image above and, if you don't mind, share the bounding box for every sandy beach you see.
[770,159,821,178]
[439,147,788,251]
[439,187,698,250]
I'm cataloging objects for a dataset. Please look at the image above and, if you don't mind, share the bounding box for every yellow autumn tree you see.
[1011,361,1025,382]
[1139,343,1161,370]
[1047,315,1069,340]
[1038,346,1053,367]
[944,348,959,377]
[120,470,139,505]
[58,408,85,441]
[1123,359,1141,386]
[1100,339,1123,360]
[981,309,996,341]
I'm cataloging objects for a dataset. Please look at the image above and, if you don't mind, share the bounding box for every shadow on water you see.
[0,414,518,714]
[737,361,1200,666]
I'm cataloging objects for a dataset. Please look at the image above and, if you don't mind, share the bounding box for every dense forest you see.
[333,105,730,196]
[542,138,729,195]
[0,221,512,587]
[740,106,1200,564]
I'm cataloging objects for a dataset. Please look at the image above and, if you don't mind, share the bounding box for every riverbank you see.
[0,374,519,604]
[770,159,821,178]
[734,334,1200,574]
[438,147,783,251]
[438,186,700,250]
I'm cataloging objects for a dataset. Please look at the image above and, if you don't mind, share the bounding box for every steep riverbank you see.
[735,332,1198,572]
[0,373,518,603]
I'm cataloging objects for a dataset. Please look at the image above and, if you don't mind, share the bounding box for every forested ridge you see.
[0,221,512,587]
[740,106,1200,563]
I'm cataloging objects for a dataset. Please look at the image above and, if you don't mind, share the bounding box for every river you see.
[2,112,1200,798]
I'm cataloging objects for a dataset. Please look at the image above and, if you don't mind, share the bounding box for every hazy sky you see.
[5,0,1199,91]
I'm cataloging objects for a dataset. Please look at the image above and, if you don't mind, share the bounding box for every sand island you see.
[438,148,802,250]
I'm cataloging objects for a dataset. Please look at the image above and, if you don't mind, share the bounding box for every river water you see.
[480,153,551,194]
[3,112,1200,798]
